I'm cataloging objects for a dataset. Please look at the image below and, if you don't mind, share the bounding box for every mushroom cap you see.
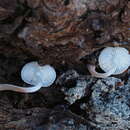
[38,65,56,87]
[21,61,56,87]
[98,47,130,75]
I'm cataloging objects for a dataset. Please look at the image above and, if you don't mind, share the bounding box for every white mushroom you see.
[87,47,130,78]
[0,61,56,93]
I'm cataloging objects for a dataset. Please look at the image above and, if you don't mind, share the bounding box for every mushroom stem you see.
[87,64,116,78]
[0,83,42,93]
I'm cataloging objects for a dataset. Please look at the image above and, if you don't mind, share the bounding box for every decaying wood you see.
[0,97,95,129]
[0,0,129,66]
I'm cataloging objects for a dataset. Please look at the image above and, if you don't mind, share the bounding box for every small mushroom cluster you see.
[0,47,129,93]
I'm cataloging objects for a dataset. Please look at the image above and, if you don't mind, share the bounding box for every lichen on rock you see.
[57,70,95,104]
[81,77,130,129]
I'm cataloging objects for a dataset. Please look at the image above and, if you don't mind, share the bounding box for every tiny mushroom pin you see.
[87,47,130,78]
[0,61,56,93]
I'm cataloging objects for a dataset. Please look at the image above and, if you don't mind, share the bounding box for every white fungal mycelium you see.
[0,61,56,93]
[87,47,130,78]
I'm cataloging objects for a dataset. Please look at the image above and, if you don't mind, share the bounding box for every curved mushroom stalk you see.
[0,83,42,93]
[87,64,116,78]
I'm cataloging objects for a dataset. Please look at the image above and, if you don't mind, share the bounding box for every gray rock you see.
[81,77,130,129]
[63,78,87,104]
[56,70,95,104]
[46,118,95,130]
